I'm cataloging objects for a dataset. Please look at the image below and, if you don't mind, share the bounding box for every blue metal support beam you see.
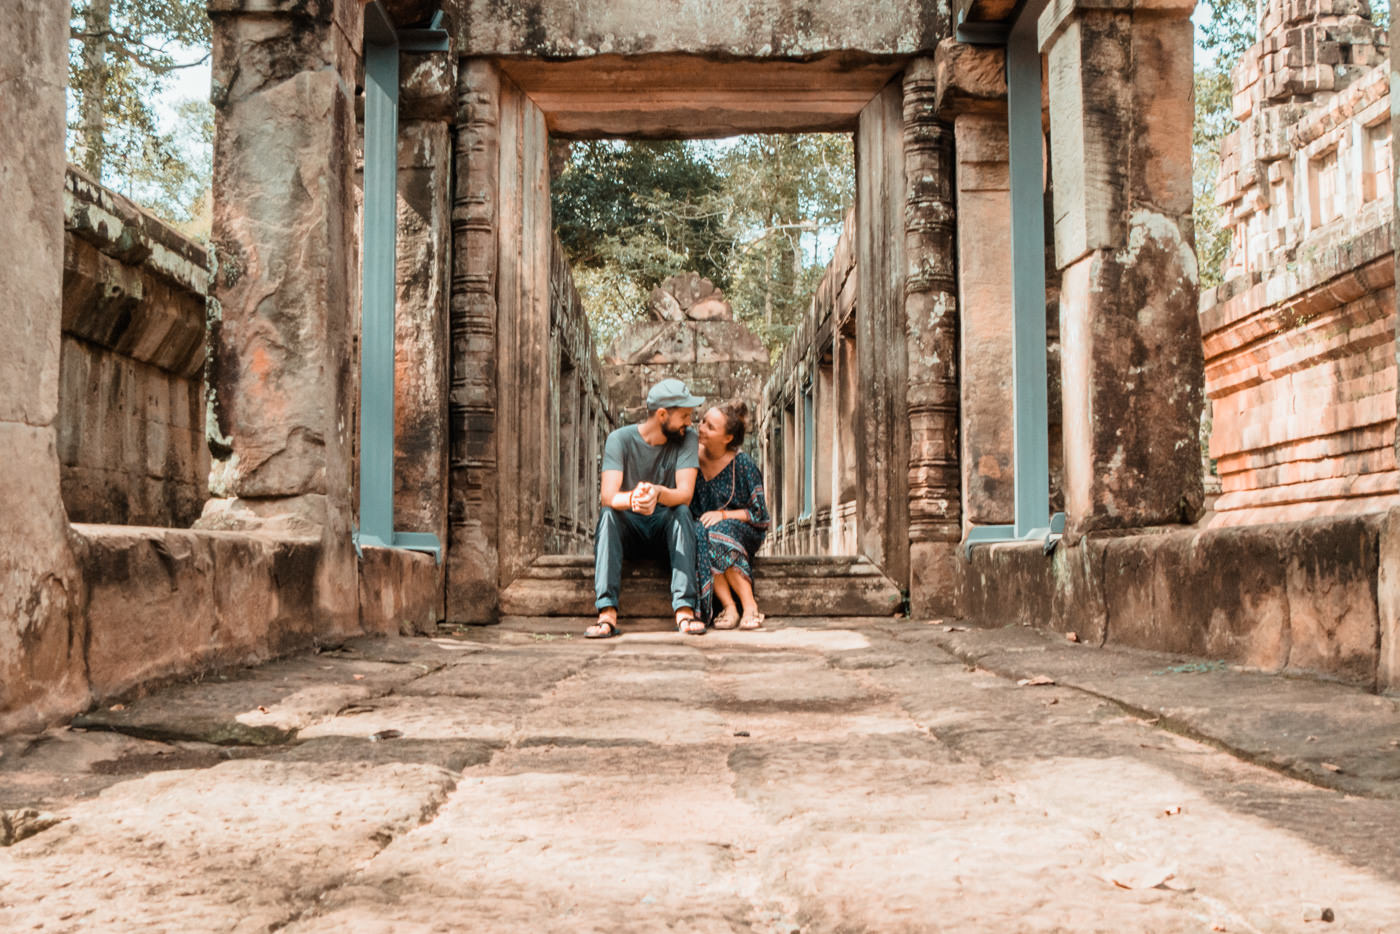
[353,2,444,563]
[961,0,1065,557]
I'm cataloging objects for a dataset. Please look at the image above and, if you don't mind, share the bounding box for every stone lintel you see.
[207,0,335,20]
[931,39,1007,119]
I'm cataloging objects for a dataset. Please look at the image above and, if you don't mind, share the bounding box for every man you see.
[586,378,705,638]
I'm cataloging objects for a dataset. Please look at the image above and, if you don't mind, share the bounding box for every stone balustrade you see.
[760,208,861,557]
[59,166,212,527]
[1203,0,1395,527]
[544,233,615,555]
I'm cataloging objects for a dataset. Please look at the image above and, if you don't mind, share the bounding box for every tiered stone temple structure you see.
[1202,0,1394,526]
[602,273,769,425]
[7,0,1400,733]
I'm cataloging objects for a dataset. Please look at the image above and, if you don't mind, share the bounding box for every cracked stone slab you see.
[930,625,1400,798]
[0,759,456,932]
[70,655,430,746]
[395,649,592,700]
[296,694,526,745]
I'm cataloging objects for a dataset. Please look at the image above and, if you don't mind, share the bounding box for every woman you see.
[693,400,771,630]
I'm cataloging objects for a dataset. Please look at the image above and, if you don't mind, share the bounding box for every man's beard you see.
[662,424,687,442]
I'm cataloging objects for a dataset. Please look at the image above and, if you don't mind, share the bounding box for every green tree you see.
[552,140,733,348]
[1193,0,1258,289]
[712,134,853,352]
[69,0,212,227]
[552,134,854,354]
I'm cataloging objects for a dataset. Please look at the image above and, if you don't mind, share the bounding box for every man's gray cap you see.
[646,378,705,411]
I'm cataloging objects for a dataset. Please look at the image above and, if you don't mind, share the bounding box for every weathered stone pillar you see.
[447,60,501,621]
[0,1,87,731]
[1039,0,1204,541]
[203,0,362,631]
[933,41,1015,535]
[902,58,961,617]
[395,48,456,603]
[1387,0,1400,693]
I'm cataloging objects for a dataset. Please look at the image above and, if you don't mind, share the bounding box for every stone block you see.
[686,296,732,321]
[1379,506,1400,693]
[962,541,1057,629]
[1044,11,1132,268]
[931,39,1006,117]
[1059,223,1204,539]
[0,6,65,428]
[358,546,443,635]
[0,424,86,734]
[400,50,456,122]
[1284,515,1381,686]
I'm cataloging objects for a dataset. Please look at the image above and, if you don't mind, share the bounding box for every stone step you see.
[499,555,903,618]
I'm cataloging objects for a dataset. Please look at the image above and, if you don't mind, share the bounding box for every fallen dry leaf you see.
[1044,698,1059,706]
[108,704,125,712]
[352,674,366,681]
[1102,860,1177,890]
[1320,762,1342,773]
[1211,924,1226,932]
[1017,675,1056,687]
[1161,806,1182,817]
[257,705,269,714]
[942,625,968,633]
[1065,632,1080,643]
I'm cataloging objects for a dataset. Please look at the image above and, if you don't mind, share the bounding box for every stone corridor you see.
[3,623,1399,932]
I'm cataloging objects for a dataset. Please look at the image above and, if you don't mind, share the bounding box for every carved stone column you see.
[933,42,1015,535]
[447,60,501,621]
[902,58,962,617]
[1039,0,1204,541]
[203,0,362,632]
[0,0,86,731]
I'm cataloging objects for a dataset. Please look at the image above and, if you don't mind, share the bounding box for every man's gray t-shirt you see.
[602,425,699,491]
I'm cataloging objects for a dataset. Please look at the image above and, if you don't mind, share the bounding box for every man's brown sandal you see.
[585,616,621,639]
[676,614,706,635]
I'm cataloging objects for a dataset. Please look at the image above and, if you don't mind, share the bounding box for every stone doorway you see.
[449,54,928,623]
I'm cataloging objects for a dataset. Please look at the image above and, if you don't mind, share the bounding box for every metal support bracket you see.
[354,1,446,566]
[962,513,1065,560]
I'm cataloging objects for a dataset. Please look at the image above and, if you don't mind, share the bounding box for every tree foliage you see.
[552,134,854,354]
[1193,0,1258,289]
[68,0,213,229]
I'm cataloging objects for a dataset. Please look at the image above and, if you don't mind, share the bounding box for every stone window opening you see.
[1308,145,1342,228]
[1361,118,1391,205]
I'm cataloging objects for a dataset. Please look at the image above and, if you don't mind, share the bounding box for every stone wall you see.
[59,167,211,527]
[601,273,769,425]
[761,210,861,556]
[1203,0,1394,527]
[966,515,1389,690]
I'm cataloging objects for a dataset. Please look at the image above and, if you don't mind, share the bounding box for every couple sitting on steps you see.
[586,378,771,638]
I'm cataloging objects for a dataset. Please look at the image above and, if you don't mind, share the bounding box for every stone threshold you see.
[928,623,1400,800]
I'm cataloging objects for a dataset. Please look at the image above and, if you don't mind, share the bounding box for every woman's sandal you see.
[713,605,741,630]
[676,614,706,636]
[585,616,621,639]
[738,611,765,631]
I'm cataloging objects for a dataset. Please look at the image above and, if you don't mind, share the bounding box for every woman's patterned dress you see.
[691,451,771,623]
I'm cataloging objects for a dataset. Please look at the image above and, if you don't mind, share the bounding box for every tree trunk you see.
[80,0,111,180]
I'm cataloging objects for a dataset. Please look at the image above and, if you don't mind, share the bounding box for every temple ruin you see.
[3,0,1400,734]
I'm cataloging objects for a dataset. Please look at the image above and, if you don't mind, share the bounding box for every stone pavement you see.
[2,620,1399,932]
